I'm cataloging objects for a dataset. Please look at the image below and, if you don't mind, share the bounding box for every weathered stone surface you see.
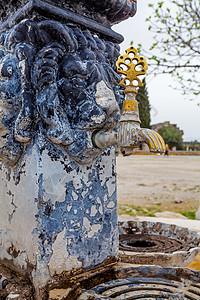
[0,0,127,297]
[0,15,124,166]
[0,140,118,295]
[0,0,137,26]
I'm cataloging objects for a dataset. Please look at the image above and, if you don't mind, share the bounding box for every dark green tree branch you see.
[136,78,151,129]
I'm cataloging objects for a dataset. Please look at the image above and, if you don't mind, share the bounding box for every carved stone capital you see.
[0,0,137,27]
[0,1,126,166]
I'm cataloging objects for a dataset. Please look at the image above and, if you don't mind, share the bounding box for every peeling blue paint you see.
[32,142,118,270]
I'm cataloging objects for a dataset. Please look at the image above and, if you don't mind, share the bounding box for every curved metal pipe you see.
[135,128,166,153]
[93,46,166,156]
[92,127,165,154]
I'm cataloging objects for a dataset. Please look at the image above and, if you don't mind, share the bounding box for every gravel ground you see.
[116,155,200,218]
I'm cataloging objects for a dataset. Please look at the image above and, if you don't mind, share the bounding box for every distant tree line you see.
[136,78,151,129]
[138,0,200,101]
[157,125,183,150]
[136,79,186,150]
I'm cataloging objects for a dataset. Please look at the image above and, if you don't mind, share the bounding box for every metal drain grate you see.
[118,221,200,254]
[77,277,200,299]
[65,266,200,300]
[119,234,187,253]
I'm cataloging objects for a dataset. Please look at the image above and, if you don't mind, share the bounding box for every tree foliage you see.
[157,124,183,149]
[136,78,151,129]
[139,0,200,99]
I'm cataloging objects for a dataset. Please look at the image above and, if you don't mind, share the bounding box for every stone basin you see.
[65,264,200,299]
[118,221,200,267]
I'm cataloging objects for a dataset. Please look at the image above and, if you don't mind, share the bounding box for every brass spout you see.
[92,46,166,155]
[137,128,165,153]
[119,127,165,155]
[92,127,165,154]
[116,46,165,155]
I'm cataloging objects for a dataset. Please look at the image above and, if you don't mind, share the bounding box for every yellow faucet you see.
[93,46,165,155]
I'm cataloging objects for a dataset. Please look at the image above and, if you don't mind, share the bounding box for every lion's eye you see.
[0,63,13,78]
[7,66,13,75]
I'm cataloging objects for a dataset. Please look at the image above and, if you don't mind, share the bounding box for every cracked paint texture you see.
[0,134,118,290]
[0,1,130,296]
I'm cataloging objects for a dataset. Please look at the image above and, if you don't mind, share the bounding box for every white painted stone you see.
[107,201,115,209]
[107,177,116,198]
[15,251,28,271]
[96,197,103,214]
[91,205,97,217]
[67,205,72,212]
[87,224,102,238]
[99,205,103,214]
[7,294,20,299]
[18,60,26,75]
[0,144,39,269]
[95,81,119,115]
[91,114,105,123]
[83,217,91,230]
[32,257,51,293]
[83,217,102,238]
[72,191,78,201]
[48,228,82,276]
[104,195,108,203]
[81,190,88,198]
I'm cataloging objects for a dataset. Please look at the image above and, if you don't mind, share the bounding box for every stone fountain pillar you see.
[0,0,137,296]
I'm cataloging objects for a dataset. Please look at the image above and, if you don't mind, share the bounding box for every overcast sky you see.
[113,1,200,142]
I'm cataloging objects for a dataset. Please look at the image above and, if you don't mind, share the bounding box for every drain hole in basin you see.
[127,240,156,248]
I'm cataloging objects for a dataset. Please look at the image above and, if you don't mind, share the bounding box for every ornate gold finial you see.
[116,46,148,94]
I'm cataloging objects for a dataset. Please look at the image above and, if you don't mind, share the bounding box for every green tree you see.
[157,125,183,149]
[136,78,151,129]
[139,0,200,99]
